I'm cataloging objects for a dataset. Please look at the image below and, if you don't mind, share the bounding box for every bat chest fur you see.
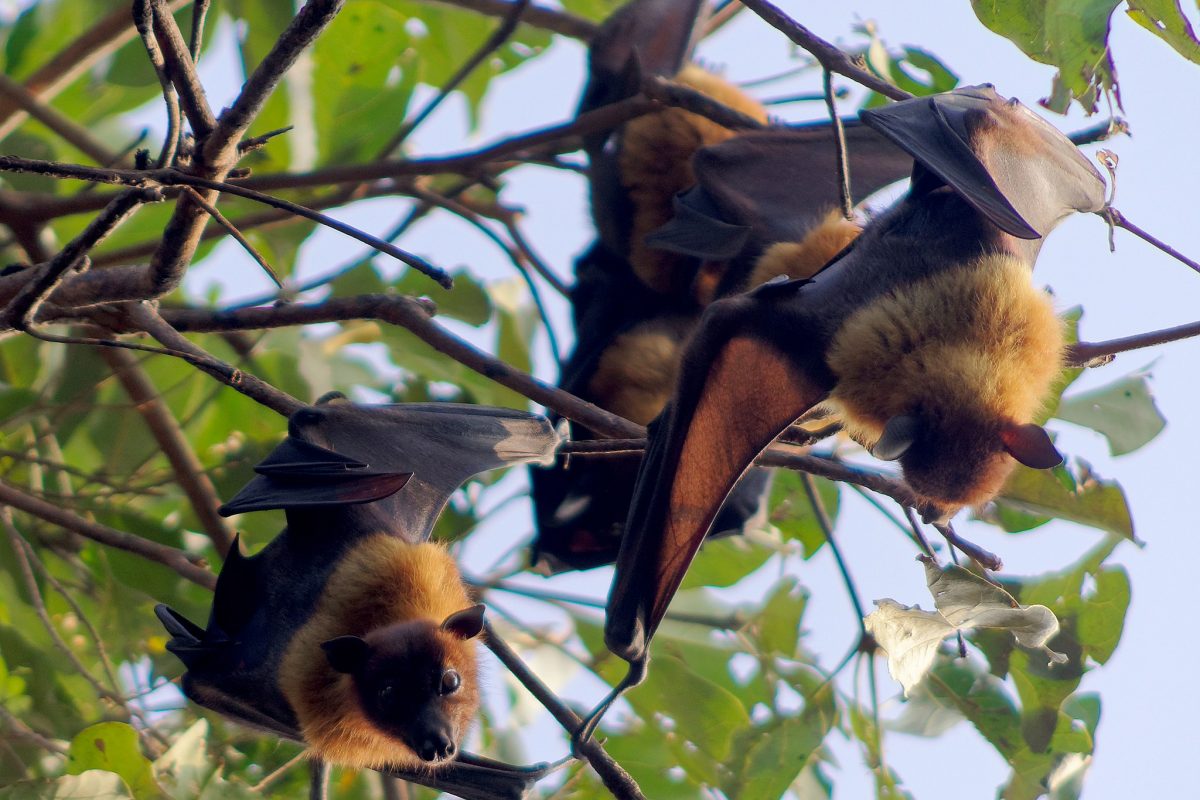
[824,255,1065,493]
[278,537,479,770]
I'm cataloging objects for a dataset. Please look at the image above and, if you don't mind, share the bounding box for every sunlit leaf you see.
[1055,369,1166,455]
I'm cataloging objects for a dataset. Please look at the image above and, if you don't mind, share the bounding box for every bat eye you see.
[440,669,461,696]
[377,684,396,708]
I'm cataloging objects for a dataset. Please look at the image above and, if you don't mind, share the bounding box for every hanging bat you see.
[575,85,1107,735]
[530,0,914,572]
[155,401,560,800]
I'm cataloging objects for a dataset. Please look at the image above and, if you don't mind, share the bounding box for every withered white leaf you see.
[864,558,1068,697]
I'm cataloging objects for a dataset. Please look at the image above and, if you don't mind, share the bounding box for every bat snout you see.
[417,728,456,763]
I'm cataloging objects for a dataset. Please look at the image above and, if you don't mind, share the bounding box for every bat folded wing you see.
[605,296,831,662]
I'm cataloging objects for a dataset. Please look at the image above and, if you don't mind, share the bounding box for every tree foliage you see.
[0,1,1192,798]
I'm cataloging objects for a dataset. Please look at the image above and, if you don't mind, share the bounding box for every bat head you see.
[860,84,1106,243]
[873,413,1062,509]
[322,604,485,766]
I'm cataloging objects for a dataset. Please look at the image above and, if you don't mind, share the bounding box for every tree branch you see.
[155,296,644,438]
[483,622,646,800]
[100,346,235,556]
[0,479,216,590]
[422,0,597,40]
[737,0,910,101]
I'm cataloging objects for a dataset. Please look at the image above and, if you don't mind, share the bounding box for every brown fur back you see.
[279,538,479,770]
[618,65,768,297]
[825,255,1065,502]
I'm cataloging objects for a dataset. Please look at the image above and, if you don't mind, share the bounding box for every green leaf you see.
[769,471,839,559]
[992,460,1134,539]
[1126,0,1200,63]
[67,722,163,800]
[631,654,750,762]
[679,535,775,590]
[1055,370,1166,455]
[755,578,807,657]
[970,0,1121,112]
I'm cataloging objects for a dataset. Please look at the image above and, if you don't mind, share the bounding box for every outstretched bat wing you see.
[222,403,558,543]
[605,287,832,661]
[648,122,914,262]
[860,84,1106,239]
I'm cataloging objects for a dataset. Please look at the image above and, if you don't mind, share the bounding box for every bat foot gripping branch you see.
[571,658,648,755]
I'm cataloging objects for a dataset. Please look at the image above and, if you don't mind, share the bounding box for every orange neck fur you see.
[279,538,479,770]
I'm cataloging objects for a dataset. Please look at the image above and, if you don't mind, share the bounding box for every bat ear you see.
[872,415,920,461]
[322,636,371,674]
[999,423,1064,469]
[440,604,486,640]
[860,85,1105,239]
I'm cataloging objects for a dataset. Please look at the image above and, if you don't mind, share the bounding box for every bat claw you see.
[571,659,647,755]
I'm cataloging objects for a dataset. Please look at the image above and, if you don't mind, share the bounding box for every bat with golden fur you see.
[530,0,913,572]
[155,400,560,800]
[576,84,1107,740]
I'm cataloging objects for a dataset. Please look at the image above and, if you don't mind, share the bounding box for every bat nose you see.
[418,730,455,762]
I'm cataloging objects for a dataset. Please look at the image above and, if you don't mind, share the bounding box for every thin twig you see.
[0,157,454,289]
[738,0,910,101]
[203,0,344,168]
[822,70,853,220]
[2,189,161,330]
[932,522,1001,571]
[182,187,283,287]
[2,510,127,707]
[383,0,531,156]
[100,345,236,556]
[800,473,866,624]
[190,0,212,59]
[407,186,561,363]
[124,302,306,418]
[148,0,217,139]
[133,0,183,167]
[483,622,647,800]
[499,213,569,297]
[422,0,596,39]
[0,704,67,756]
[1102,207,1200,276]
[0,480,215,589]
[901,506,936,559]
[1070,319,1200,364]
[158,296,644,438]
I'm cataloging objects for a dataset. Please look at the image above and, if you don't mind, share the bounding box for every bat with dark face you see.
[530,0,914,573]
[155,401,560,800]
[578,85,1106,734]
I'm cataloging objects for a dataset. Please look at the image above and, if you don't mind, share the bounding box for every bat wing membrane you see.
[605,295,830,661]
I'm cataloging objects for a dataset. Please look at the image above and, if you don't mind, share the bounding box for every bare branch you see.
[1102,207,1200,276]
[123,302,306,418]
[382,0,530,156]
[0,73,124,166]
[181,187,283,287]
[737,0,910,101]
[133,0,183,167]
[0,479,216,590]
[0,1,189,141]
[147,0,217,138]
[2,189,162,330]
[483,622,646,800]
[422,0,597,40]
[156,296,645,438]
[1070,319,1200,364]
[100,346,236,556]
[203,0,344,168]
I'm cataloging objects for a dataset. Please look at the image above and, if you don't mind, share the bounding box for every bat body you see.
[530,0,913,572]
[598,84,1106,683]
[156,402,559,800]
